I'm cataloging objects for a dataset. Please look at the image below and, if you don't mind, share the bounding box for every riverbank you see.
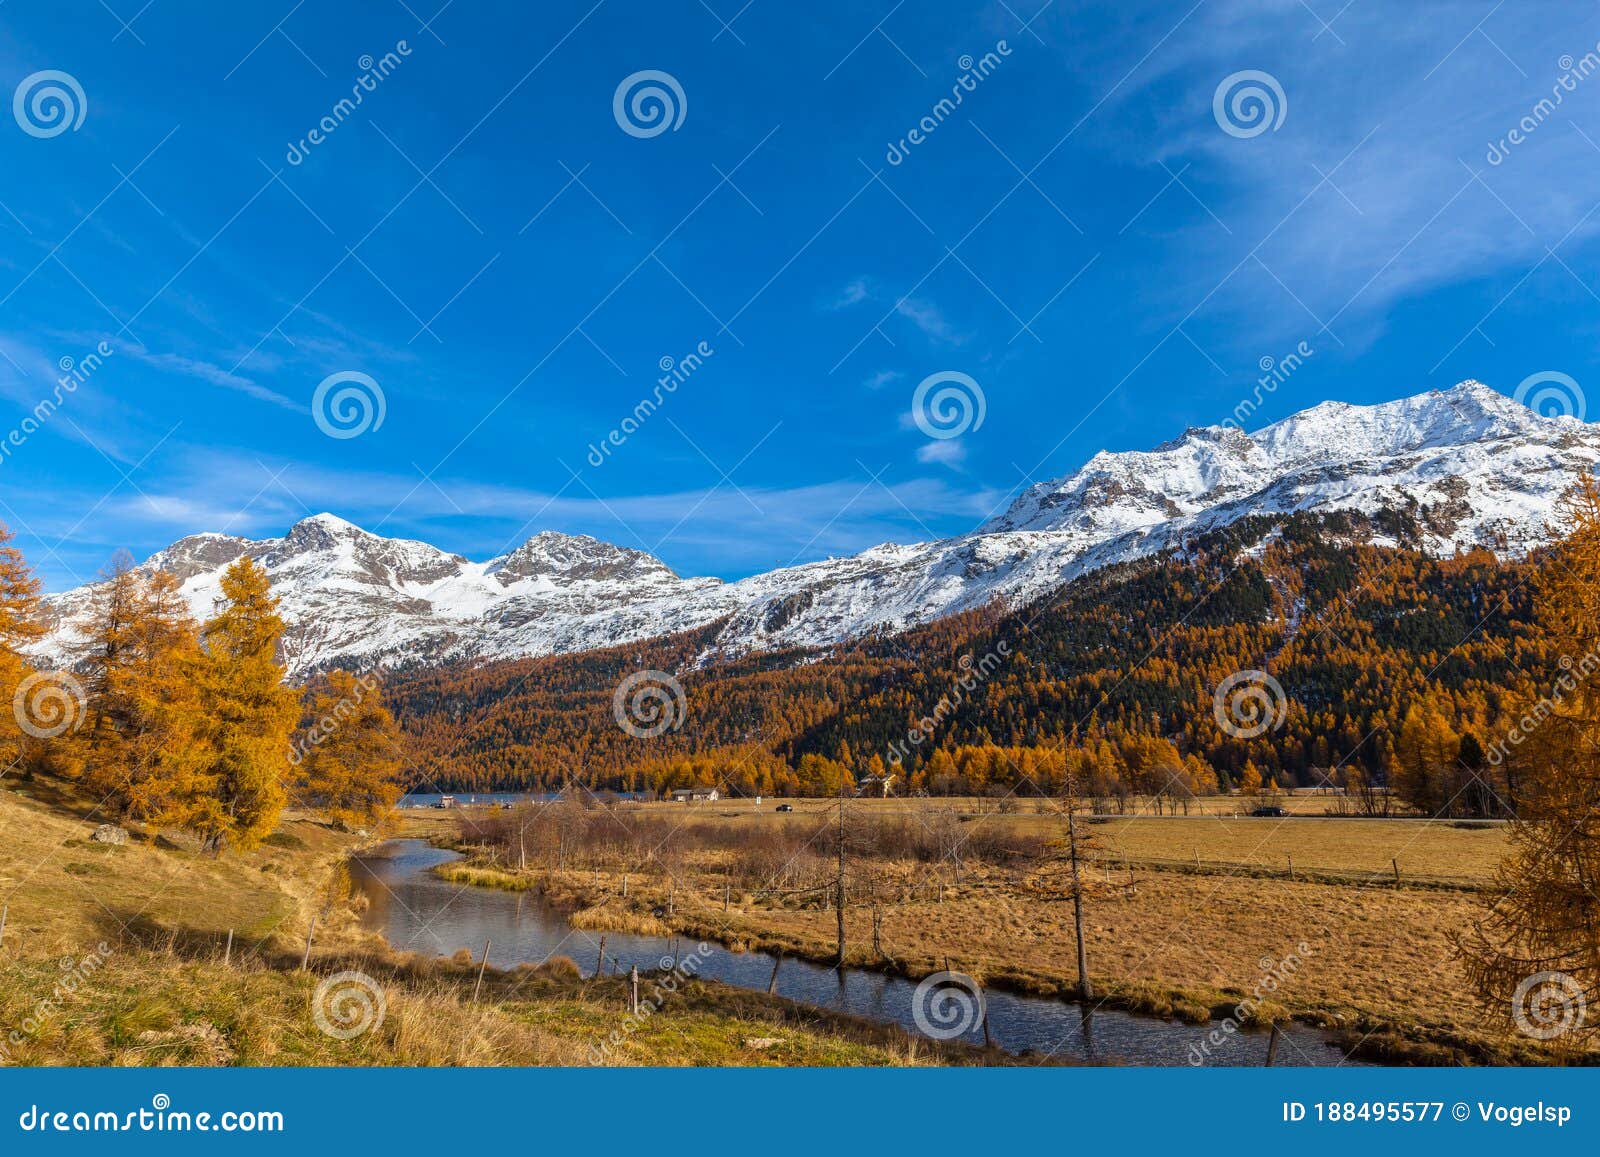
[0,779,1014,1066]
[410,802,1583,1067]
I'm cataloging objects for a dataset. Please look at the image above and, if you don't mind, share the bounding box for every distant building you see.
[435,795,457,809]
[856,774,895,798]
[670,787,720,803]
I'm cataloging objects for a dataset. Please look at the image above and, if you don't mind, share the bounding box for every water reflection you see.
[351,840,1360,1066]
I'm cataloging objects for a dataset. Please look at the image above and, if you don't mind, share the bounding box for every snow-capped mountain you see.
[32,381,1599,677]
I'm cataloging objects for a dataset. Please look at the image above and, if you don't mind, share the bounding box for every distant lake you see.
[398,791,644,809]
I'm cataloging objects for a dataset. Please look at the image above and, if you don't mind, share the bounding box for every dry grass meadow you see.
[427,792,1559,1063]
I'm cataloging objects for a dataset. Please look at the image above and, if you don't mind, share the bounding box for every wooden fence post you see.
[300,917,316,970]
[767,953,782,994]
[473,939,491,1001]
[1,902,7,949]
[1392,857,1400,885]
[223,928,233,967]
[1265,1022,1281,1066]
[596,936,606,978]
[630,965,640,1013]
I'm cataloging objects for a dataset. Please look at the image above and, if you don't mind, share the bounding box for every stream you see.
[350,839,1365,1066]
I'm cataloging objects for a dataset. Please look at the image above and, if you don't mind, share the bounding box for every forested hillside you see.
[387,510,1547,814]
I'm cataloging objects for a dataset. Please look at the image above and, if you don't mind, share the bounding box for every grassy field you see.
[0,779,1004,1067]
[426,794,1571,1064]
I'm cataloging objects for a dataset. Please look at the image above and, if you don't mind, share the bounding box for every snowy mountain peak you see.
[988,381,1575,536]
[489,532,681,586]
[33,380,1600,679]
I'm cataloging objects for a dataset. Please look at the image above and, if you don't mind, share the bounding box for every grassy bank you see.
[0,779,1008,1066]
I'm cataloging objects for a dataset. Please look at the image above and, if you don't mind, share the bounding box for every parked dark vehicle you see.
[775,803,794,812]
[1250,806,1289,818]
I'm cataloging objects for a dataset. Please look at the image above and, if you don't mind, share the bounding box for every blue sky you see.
[2,0,1599,590]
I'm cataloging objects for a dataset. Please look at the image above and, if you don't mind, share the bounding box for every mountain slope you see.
[32,380,1598,677]
[382,510,1545,794]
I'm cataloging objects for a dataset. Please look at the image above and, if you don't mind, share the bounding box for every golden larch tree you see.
[0,523,44,770]
[293,668,404,829]
[73,559,208,820]
[1460,471,1600,1048]
[194,557,299,852]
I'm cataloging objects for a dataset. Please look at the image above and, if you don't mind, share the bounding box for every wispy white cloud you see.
[826,277,967,345]
[894,296,963,343]
[123,348,303,411]
[1054,0,1600,346]
[916,438,968,467]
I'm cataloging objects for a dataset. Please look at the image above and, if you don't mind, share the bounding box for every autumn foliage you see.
[1,543,402,851]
